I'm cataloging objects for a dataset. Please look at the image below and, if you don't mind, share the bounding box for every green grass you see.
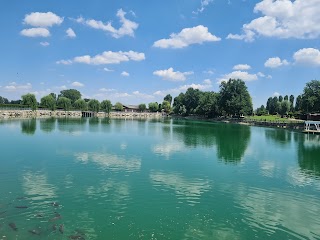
[245,115,303,123]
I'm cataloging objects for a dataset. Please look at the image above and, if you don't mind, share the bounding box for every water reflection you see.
[235,184,320,239]
[74,152,141,173]
[265,129,292,145]
[150,170,211,205]
[298,134,320,177]
[57,118,87,135]
[39,118,56,133]
[21,119,37,135]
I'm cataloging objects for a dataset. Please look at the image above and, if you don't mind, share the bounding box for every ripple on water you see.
[235,184,320,239]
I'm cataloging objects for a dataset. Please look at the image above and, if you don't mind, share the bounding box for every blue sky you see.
[0,0,319,108]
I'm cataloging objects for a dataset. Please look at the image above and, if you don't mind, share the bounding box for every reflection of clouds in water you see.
[152,142,185,158]
[260,161,276,178]
[70,210,98,239]
[286,167,320,190]
[22,171,57,201]
[75,152,141,173]
[303,135,320,148]
[120,142,127,150]
[64,174,74,189]
[150,170,210,205]
[235,184,320,239]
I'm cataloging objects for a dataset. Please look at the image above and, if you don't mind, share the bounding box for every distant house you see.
[307,113,320,121]
[123,104,139,112]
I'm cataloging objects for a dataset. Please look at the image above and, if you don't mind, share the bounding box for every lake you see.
[0,118,319,240]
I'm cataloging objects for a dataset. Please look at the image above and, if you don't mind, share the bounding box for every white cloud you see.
[193,0,213,14]
[4,83,32,92]
[153,25,221,49]
[203,79,212,85]
[40,41,49,47]
[71,81,84,87]
[257,72,273,79]
[57,50,145,65]
[203,70,214,75]
[56,59,72,65]
[66,28,76,38]
[76,9,138,38]
[227,0,320,41]
[132,91,154,99]
[293,48,320,66]
[264,57,289,68]
[23,12,63,27]
[233,64,251,70]
[218,71,258,83]
[20,28,50,37]
[121,71,130,77]
[273,92,280,97]
[103,67,114,72]
[99,88,115,92]
[153,67,193,81]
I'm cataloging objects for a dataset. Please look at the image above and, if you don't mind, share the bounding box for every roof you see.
[122,104,139,109]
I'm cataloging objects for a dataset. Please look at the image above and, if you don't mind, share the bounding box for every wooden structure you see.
[304,121,320,134]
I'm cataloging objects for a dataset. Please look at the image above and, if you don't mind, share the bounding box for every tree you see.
[295,95,302,112]
[162,100,171,113]
[164,94,173,105]
[184,88,201,115]
[88,99,100,112]
[74,99,88,111]
[138,103,146,112]
[84,98,90,102]
[301,80,320,113]
[279,100,291,117]
[173,93,185,114]
[266,97,272,114]
[114,102,123,111]
[58,89,81,104]
[49,93,57,101]
[219,79,253,116]
[10,100,22,104]
[21,93,37,111]
[57,97,71,111]
[0,96,9,104]
[196,91,219,117]
[256,105,267,116]
[289,95,295,111]
[148,102,159,112]
[284,95,289,101]
[279,95,283,102]
[100,100,112,116]
[40,94,56,111]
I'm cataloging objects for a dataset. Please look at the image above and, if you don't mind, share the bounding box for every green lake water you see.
[0,118,320,240]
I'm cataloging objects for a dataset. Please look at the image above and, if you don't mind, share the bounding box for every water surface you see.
[0,118,319,239]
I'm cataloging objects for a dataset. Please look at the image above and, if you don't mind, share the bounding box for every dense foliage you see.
[138,103,146,112]
[57,97,72,111]
[21,93,37,111]
[58,89,81,104]
[74,99,88,111]
[40,94,56,111]
[114,102,123,111]
[100,100,112,115]
[88,99,100,112]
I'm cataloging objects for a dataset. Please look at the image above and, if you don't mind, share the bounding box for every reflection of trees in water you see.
[57,118,87,133]
[172,121,251,163]
[21,119,36,135]
[265,129,292,145]
[215,124,251,163]
[297,134,320,177]
[39,118,56,133]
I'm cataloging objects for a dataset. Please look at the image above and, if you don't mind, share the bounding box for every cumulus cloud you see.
[66,28,76,38]
[233,64,251,70]
[40,41,50,46]
[23,12,63,27]
[99,88,115,92]
[193,0,213,14]
[153,67,193,81]
[264,57,289,68]
[75,9,138,38]
[103,67,114,72]
[121,71,130,77]
[153,25,221,49]
[3,82,32,92]
[293,48,320,66]
[218,71,258,83]
[132,91,154,99]
[20,28,50,37]
[227,0,320,41]
[71,81,84,87]
[57,50,145,65]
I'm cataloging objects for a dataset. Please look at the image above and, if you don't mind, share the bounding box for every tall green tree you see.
[196,91,219,117]
[74,99,88,111]
[57,97,72,111]
[301,80,320,113]
[295,95,302,112]
[40,94,56,111]
[138,103,146,112]
[162,100,171,113]
[289,95,295,111]
[184,88,201,115]
[114,102,123,111]
[279,100,291,117]
[164,94,173,105]
[219,79,253,116]
[100,100,112,116]
[284,95,289,101]
[0,96,9,104]
[279,95,283,102]
[173,93,185,115]
[58,89,81,104]
[148,102,159,112]
[88,99,100,112]
[21,93,37,111]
